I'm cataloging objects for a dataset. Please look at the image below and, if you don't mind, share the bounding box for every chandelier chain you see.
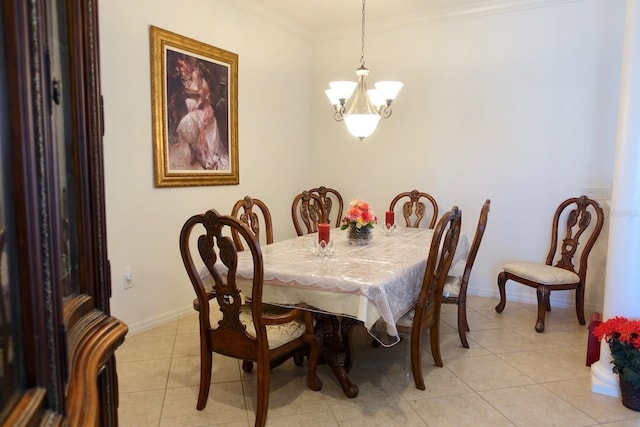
[360,0,366,67]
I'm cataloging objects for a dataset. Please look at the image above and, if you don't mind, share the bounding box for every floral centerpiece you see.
[341,199,377,245]
[594,316,640,411]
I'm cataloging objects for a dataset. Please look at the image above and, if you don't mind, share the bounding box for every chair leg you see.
[255,359,270,427]
[408,306,428,390]
[495,271,507,313]
[306,329,323,392]
[410,321,425,391]
[457,302,469,349]
[429,320,443,368]
[242,360,254,372]
[196,349,213,410]
[535,286,550,333]
[576,285,586,325]
[341,317,358,372]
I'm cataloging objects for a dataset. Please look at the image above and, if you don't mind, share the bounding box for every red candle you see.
[318,223,330,244]
[385,211,395,227]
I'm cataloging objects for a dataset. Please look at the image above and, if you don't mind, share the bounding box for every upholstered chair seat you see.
[503,262,579,285]
[209,304,310,350]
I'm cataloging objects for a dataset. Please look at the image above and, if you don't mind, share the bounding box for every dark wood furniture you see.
[179,210,322,427]
[291,191,325,236]
[308,186,344,228]
[495,195,605,332]
[349,208,462,388]
[442,199,490,348]
[394,206,461,390]
[389,189,439,228]
[231,195,274,250]
[1,1,126,424]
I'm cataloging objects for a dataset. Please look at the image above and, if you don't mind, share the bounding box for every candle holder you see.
[380,223,398,236]
[310,239,336,257]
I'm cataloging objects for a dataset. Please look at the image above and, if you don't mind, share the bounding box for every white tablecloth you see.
[202,226,468,346]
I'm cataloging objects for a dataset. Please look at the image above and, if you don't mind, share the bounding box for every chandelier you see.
[325,0,403,141]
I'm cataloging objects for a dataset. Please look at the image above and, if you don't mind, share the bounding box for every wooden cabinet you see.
[1,0,126,425]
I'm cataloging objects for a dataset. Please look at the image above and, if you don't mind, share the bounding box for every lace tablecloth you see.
[203,226,468,346]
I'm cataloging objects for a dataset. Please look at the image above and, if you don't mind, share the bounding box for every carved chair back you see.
[231,195,273,251]
[546,195,604,282]
[389,190,439,229]
[308,186,344,229]
[416,206,462,315]
[291,191,324,236]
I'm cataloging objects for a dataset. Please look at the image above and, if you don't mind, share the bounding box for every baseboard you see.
[125,304,194,336]
[123,286,597,337]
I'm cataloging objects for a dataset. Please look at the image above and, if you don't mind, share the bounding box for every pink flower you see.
[341,199,377,230]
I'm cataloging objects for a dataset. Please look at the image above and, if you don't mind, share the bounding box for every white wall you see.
[311,0,625,311]
[100,0,626,334]
[99,0,314,332]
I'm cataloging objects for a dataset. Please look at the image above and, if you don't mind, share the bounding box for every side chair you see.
[395,206,462,390]
[291,191,324,236]
[231,195,274,251]
[442,199,490,348]
[308,186,344,229]
[495,195,605,332]
[179,210,322,426]
[389,189,439,228]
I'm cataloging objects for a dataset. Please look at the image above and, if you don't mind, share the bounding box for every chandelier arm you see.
[378,105,392,119]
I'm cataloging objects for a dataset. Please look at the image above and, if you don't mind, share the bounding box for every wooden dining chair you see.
[179,210,322,426]
[291,191,325,236]
[308,186,344,229]
[442,199,490,348]
[389,189,439,228]
[495,195,605,332]
[396,206,461,390]
[231,195,274,251]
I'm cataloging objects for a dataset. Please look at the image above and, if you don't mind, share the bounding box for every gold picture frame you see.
[150,25,239,187]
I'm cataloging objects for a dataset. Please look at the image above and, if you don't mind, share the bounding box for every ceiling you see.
[252,0,531,34]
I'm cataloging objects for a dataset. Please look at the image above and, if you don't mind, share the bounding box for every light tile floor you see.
[116,296,640,426]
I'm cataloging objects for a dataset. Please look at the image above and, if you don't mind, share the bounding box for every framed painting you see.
[150,26,239,187]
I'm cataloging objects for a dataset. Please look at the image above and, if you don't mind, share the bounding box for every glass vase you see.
[347,224,372,245]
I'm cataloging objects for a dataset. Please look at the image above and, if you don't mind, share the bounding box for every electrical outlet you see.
[124,266,134,289]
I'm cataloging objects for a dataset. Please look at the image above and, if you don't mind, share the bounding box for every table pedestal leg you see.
[318,315,359,398]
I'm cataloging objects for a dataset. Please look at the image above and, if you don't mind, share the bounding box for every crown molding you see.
[220,0,312,39]
[222,0,584,42]
[322,0,584,40]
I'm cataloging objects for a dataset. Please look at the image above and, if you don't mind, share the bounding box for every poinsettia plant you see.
[594,316,640,388]
[340,199,377,230]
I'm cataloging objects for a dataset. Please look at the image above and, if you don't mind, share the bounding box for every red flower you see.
[594,315,640,389]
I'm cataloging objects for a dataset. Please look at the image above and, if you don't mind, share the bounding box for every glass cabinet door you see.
[0,31,27,423]
[50,0,82,298]
[1,0,122,424]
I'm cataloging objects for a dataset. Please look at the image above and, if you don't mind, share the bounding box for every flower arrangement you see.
[594,316,640,389]
[340,199,377,230]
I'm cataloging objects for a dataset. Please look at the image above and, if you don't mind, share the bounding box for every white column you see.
[591,0,640,397]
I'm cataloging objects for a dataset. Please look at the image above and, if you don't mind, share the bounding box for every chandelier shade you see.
[325,0,402,140]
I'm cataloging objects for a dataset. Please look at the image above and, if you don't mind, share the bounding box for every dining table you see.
[201,225,468,398]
